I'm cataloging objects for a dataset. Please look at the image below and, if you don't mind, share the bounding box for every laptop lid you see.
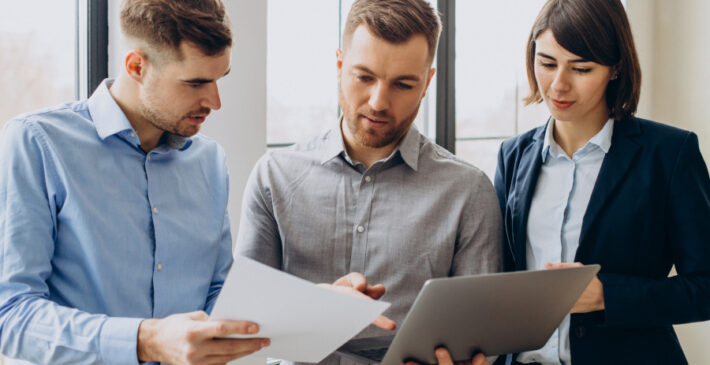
[338,265,601,365]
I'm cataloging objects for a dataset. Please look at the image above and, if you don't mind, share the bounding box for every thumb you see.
[333,272,368,292]
[186,311,209,321]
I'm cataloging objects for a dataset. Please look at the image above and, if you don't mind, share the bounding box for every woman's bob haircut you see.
[524,0,641,120]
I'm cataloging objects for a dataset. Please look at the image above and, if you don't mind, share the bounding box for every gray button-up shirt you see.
[236,122,502,364]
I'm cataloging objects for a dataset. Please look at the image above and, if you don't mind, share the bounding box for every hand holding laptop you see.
[545,262,605,313]
[405,348,489,365]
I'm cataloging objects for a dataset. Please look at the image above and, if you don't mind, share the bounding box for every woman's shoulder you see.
[499,123,546,155]
[623,116,695,148]
[628,115,691,137]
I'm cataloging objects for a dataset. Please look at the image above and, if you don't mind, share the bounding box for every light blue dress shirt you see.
[517,119,613,365]
[0,80,233,364]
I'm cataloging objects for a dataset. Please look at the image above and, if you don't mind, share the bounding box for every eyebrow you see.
[181,68,232,84]
[536,52,591,63]
[353,65,421,82]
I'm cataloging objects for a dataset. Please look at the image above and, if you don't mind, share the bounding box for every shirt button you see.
[156,263,163,271]
[550,342,556,347]
[152,207,159,214]
[147,155,151,161]
[130,131,136,138]
[364,176,372,183]
[356,225,365,233]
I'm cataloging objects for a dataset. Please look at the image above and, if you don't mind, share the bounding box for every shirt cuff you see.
[99,316,143,365]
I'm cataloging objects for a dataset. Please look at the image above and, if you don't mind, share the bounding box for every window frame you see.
[87,0,108,97]
[90,0,519,155]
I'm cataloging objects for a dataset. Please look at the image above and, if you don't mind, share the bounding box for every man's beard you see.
[339,88,420,149]
[140,102,210,138]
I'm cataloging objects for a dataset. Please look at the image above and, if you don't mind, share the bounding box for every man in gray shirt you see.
[236,0,500,364]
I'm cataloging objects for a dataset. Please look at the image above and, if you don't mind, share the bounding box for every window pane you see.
[455,139,505,181]
[455,0,546,139]
[266,0,340,145]
[0,1,77,129]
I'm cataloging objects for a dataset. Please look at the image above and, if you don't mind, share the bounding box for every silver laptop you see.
[336,265,600,365]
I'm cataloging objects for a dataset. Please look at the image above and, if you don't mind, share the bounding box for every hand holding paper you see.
[210,256,391,363]
[319,272,396,331]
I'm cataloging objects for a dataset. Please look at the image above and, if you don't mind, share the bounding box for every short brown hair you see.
[120,0,232,61]
[342,0,441,63]
[524,0,641,120]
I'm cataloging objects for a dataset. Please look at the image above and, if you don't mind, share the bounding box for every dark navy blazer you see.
[493,116,710,364]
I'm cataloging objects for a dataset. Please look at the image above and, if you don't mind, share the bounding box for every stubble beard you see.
[140,101,207,138]
[339,88,421,149]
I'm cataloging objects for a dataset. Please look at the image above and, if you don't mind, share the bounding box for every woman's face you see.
[534,29,613,125]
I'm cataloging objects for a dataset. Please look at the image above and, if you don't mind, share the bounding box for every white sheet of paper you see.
[211,255,390,363]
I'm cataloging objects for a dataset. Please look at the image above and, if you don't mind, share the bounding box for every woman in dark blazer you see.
[494,0,710,364]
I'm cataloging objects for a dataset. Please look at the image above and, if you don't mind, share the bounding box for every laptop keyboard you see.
[354,348,389,362]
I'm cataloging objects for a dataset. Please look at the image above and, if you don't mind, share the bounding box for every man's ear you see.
[124,49,149,83]
[336,48,344,82]
[422,67,436,97]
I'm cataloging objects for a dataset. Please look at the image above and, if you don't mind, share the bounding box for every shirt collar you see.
[541,118,614,162]
[320,116,420,171]
[320,116,347,165]
[87,78,192,151]
[88,79,134,140]
[397,124,421,171]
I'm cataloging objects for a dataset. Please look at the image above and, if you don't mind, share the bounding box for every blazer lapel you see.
[510,125,545,267]
[578,117,642,253]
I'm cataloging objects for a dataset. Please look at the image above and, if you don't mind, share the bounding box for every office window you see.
[266,0,340,147]
[266,0,437,147]
[454,0,548,178]
[0,1,78,129]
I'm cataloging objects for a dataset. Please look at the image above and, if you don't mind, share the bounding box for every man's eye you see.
[396,82,413,90]
[356,75,373,82]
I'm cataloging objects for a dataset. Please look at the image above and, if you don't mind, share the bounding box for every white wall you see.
[627,1,710,363]
[200,0,267,234]
[108,0,267,236]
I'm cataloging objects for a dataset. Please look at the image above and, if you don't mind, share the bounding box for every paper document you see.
[211,255,391,363]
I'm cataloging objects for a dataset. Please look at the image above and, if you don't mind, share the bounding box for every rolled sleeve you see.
[99,317,143,365]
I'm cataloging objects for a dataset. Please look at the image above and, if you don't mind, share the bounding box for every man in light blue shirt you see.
[0,1,268,363]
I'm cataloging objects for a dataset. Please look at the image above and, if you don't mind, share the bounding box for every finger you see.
[545,262,569,269]
[333,272,367,292]
[186,310,209,321]
[198,320,261,339]
[435,347,454,365]
[472,353,489,365]
[545,262,577,269]
[324,284,371,299]
[204,345,267,365]
[364,283,386,300]
[202,337,270,356]
[373,314,396,331]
